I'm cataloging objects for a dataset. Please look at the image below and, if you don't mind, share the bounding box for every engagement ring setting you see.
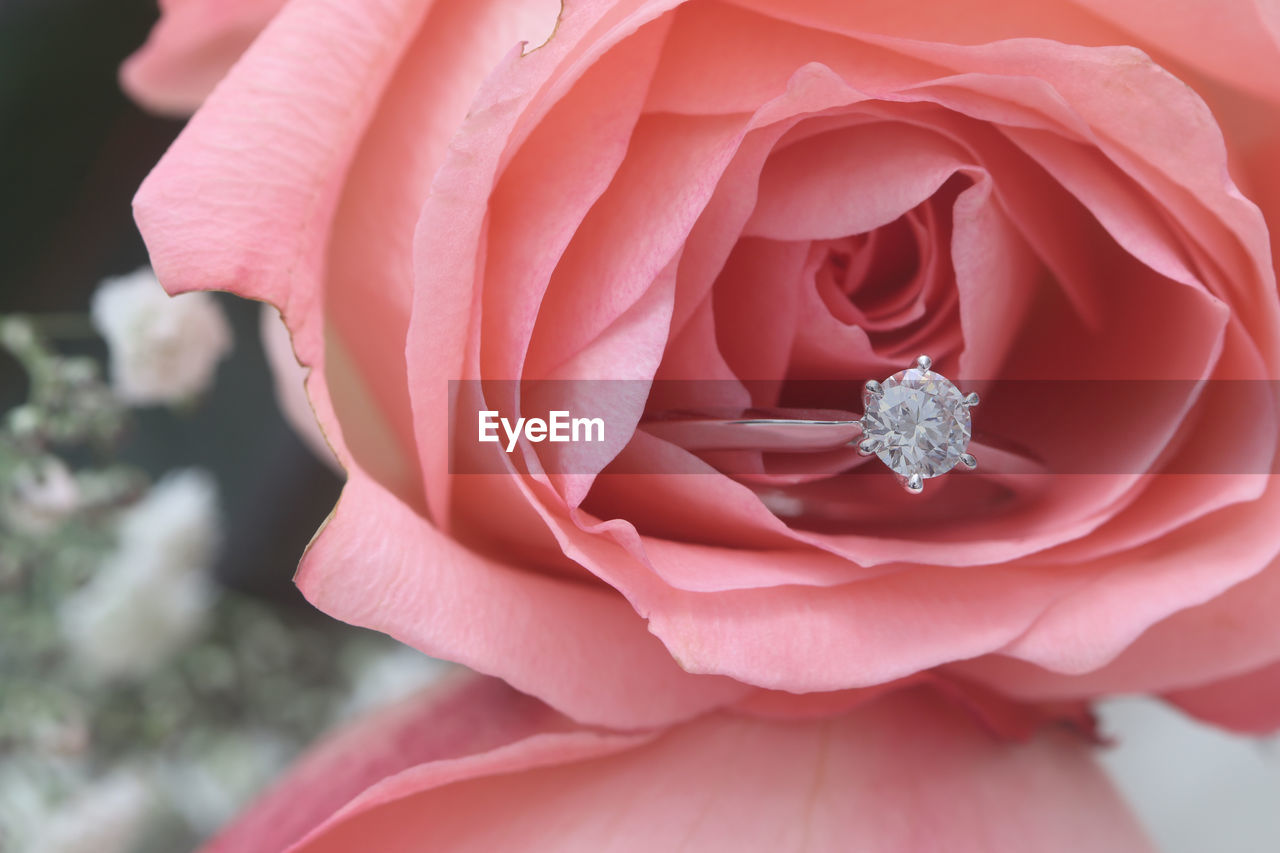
[858,355,979,494]
[642,355,982,494]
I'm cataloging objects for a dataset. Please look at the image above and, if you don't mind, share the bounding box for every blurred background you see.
[0,0,339,600]
[0,2,1277,852]
[1,2,444,850]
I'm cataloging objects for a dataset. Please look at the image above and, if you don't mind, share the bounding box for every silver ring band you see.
[639,409,863,452]
[639,409,1047,478]
[638,356,1039,494]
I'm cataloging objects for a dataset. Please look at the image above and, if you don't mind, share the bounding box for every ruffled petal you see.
[1164,660,1280,734]
[202,671,649,853]
[121,0,287,115]
[280,686,1150,853]
[295,468,750,728]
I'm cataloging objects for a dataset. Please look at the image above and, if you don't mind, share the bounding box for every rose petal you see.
[202,672,599,853]
[284,686,1150,853]
[949,552,1280,702]
[133,0,433,488]
[1165,660,1280,734]
[135,0,561,509]
[296,467,750,728]
[737,671,1099,743]
[121,0,287,115]
[743,122,967,240]
[994,483,1280,673]
[407,0,683,523]
[710,237,808,389]
[259,305,339,469]
[1068,0,1280,105]
[323,0,561,505]
[476,16,673,386]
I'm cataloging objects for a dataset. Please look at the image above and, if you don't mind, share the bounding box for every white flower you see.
[28,770,153,853]
[0,762,153,853]
[116,468,221,580]
[61,570,214,681]
[0,316,36,351]
[4,457,80,534]
[59,470,221,680]
[91,267,232,405]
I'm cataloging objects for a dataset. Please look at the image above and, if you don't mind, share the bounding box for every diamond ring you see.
[641,355,981,494]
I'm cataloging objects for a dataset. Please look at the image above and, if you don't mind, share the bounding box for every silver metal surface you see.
[639,409,863,452]
[637,357,1027,496]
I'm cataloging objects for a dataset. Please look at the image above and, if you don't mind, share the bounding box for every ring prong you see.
[905,472,924,494]
[959,452,977,470]
[858,438,882,457]
[864,379,883,398]
[963,391,980,408]
[916,355,932,372]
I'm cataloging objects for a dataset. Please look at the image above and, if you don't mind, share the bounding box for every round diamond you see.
[863,368,971,478]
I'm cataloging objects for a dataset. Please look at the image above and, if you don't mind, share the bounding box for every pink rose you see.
[132,0,1280,732]
[200,674,1149,853]
[120,0,288,116]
